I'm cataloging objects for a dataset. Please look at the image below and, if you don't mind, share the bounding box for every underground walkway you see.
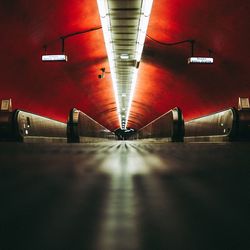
[0,141,249,250]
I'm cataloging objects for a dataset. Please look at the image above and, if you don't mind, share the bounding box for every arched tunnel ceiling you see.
[0,0,249,131]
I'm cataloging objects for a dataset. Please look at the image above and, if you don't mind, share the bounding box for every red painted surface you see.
[0,0,249,130]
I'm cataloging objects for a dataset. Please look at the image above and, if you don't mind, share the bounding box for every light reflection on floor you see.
[0,141,249,250]
[97,142,139,250]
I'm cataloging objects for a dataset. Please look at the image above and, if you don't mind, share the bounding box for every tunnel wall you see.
[0,110,67,142]
[67,108,116,143]
[134,107,184,142]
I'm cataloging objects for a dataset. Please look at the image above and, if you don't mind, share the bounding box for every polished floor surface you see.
[0,140,250,250]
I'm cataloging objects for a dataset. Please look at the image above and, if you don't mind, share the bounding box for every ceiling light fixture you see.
[120,54,129,60]
[97,0,154,129]
[188,48,214,64]
[42,42,67,62]
[188,57,213,64]
[41,27,102,62]
[146,35,214,64]
[42,54,68,62]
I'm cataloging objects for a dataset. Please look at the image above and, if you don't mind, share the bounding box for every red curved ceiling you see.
[0,0,249,130]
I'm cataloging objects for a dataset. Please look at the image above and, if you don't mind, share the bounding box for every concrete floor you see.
[0,140,249,250]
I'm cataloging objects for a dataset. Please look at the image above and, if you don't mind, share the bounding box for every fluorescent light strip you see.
[97,0,108,17]
[42,55,68,62]
[142,0,154,16]
[97,0,154,129]
[125,68,138,128]
[97,0,122,128]
[188,57,214,64]
[125,0,154,128]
